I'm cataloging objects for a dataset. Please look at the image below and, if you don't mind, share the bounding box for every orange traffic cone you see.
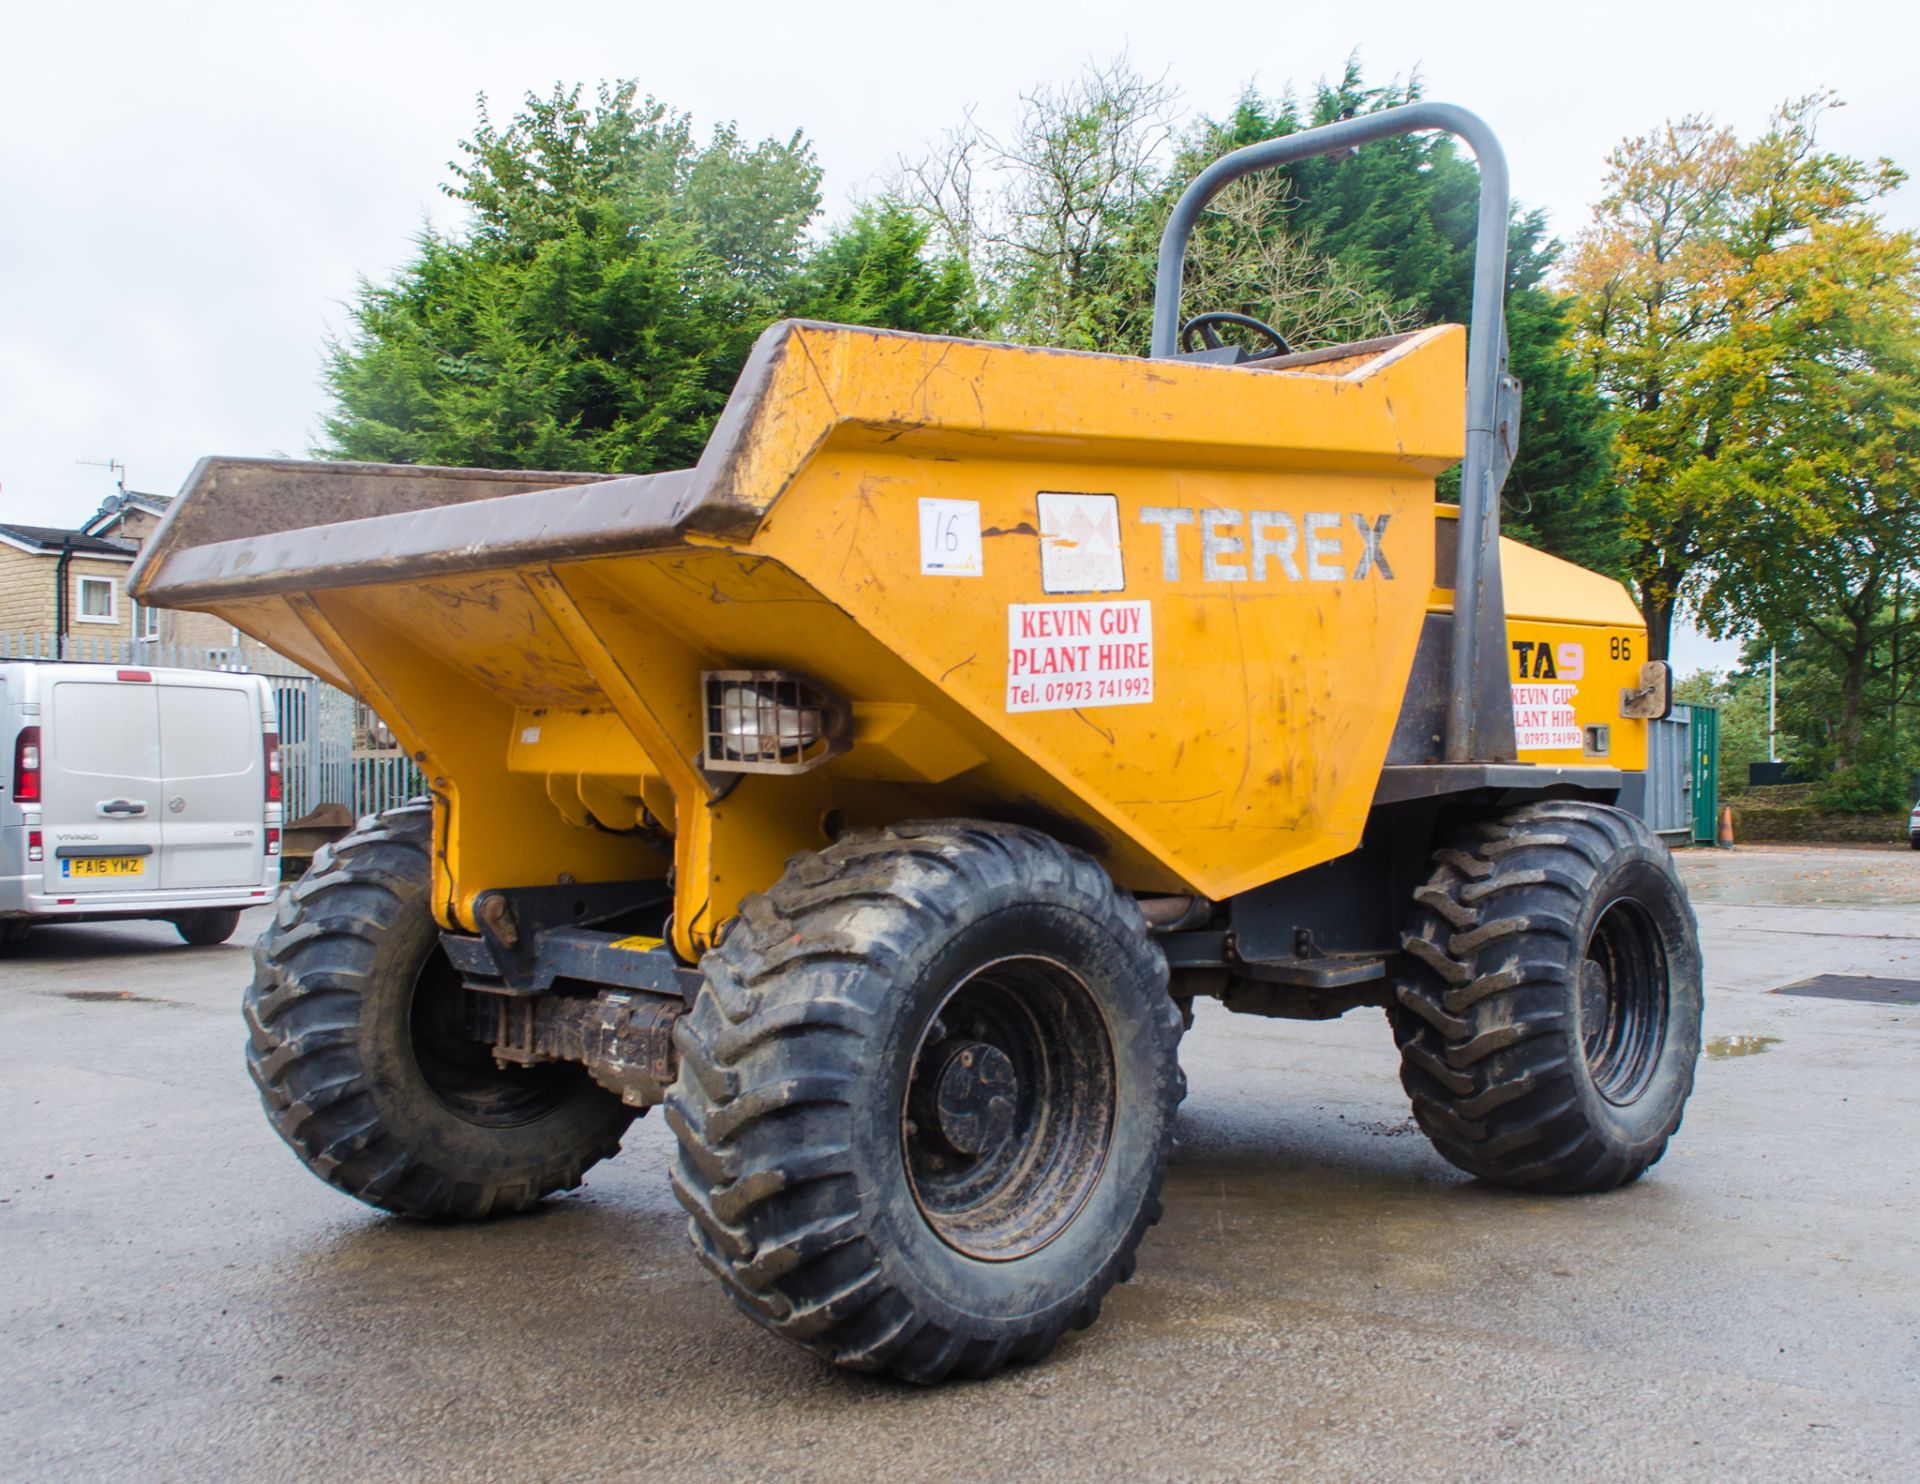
[1717,801,1735,849]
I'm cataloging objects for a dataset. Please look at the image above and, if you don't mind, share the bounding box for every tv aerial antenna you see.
[77,458,128,492]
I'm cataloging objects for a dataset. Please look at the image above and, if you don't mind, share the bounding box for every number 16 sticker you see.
[919,498,983,577]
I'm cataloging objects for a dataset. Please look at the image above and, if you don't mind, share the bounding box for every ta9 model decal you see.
[1509,637,1605,750]
[1511,639,1584,680]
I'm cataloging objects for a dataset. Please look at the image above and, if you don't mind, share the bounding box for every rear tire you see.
[1390,800,1702,1192]
[175,909,242,946]
[666,821,1184,1384]
[245,802,636,1218]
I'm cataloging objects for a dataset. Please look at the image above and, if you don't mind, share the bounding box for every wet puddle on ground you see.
[60,990,161,1004]
[1704,1034,1780,1059]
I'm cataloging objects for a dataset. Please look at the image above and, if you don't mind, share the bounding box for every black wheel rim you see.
[902,954,1115,1261]
[408,946,582,1126]
[1579,898,1669,1104]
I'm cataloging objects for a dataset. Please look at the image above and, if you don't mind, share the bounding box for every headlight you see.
[702,671,849,774]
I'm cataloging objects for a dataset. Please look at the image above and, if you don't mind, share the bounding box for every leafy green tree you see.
[1759,608,1919,810]
[1163,65,1622,574]
[1667,102,1920,787]
[1701,352,1920,779]
[1499,235,1625,573]
[1675,664,1776,794]
[904,59,1619,574]
[323,214,761,472]
[788,202,977,334]
[447,83,821,288]
[681,120,825,293]
[1566,94,1915,661]
[1681,577,1920,811]
[900,55,1179,351]
[322,83,823,473]
[1186,69,1483,323]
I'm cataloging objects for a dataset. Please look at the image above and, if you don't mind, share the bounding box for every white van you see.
[1,662,281,945]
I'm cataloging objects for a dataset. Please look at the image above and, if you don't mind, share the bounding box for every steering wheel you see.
[1180,311,1293,358]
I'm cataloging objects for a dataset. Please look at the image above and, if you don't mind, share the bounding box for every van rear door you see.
[43,678,163,893]
[157,681,264,888]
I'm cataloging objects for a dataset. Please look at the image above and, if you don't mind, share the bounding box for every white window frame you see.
[130,588,160,640]
[75,573,119,625]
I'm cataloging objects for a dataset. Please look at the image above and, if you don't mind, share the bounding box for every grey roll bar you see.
[1151,102,1515,763]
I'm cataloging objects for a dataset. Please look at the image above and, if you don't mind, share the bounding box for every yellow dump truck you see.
[132,102,1700,1383]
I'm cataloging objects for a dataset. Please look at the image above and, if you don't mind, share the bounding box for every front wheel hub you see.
[932,1041,1017,1156]
[902,954,1116,1261]
[1579,898,1670,1105]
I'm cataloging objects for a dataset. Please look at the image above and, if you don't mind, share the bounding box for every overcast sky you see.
[3,0,1914,671]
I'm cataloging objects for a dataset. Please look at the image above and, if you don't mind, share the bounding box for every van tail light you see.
[266,827,281,857]
[264,730,282,803]
[12,726,41,803]
[27,829,43,863]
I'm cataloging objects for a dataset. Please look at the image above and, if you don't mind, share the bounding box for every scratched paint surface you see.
[140,321,1654,944]
[753,446,1436,898]
[708,323,1467,898]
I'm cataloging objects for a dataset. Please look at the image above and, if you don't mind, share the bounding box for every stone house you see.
[0,489,237,651]
[81,491,235,648]
[0,522,142,640]
[3,489,412,812]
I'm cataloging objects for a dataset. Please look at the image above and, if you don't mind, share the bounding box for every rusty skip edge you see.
[128,318,839,607]
[133,318,1450,610]
[136,465,699,605]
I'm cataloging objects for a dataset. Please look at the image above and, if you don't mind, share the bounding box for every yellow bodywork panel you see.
[130,319,1651,962]
[749,448,1440,904]
[1501,538,1651,773]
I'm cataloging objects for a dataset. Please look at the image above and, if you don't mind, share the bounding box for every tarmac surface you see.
[4,844,1918,1481]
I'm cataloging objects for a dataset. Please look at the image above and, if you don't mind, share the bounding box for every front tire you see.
[666,821,1184,1384]
[175,908,242,946]
[1390,800,1702,1192]
[245,803,636,1218]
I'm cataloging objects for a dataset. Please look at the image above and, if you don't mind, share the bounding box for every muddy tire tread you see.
[1390,800,1697,1193]
[245,802,630,1219]
[666,820,1184,1384]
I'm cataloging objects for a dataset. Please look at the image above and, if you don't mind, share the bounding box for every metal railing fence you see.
[2,631,421,820]
[0,630,308,675]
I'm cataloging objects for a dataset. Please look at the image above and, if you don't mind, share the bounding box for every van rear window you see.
[52,682,160,779]
[159,687,256,778]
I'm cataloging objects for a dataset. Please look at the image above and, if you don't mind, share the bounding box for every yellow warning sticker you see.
[609,934,664,953]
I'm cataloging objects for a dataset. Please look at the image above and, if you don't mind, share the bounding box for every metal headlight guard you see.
[701,670,851,774]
